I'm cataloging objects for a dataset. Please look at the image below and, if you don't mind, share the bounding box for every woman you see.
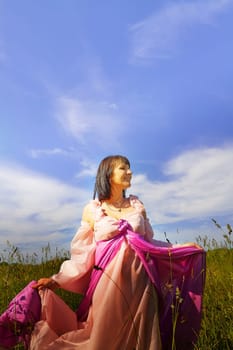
[0,155,205,350]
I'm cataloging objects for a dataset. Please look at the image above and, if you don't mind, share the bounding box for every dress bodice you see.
[90,195,153,241]
[52,195,154,292]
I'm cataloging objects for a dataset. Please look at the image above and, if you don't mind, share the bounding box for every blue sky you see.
[0,0,233,253]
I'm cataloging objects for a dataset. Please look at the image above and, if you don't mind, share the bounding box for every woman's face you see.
[110,161,132,189]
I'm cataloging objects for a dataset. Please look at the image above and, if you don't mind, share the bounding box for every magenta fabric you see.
[0,280,41,348]
[0,217,206,349]
[76,222,129,321]
[77,220,206,350]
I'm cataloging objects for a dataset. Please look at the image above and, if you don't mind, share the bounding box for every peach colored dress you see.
[29,196,162,350]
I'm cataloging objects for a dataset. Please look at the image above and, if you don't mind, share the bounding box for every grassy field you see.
[0,223,232,350]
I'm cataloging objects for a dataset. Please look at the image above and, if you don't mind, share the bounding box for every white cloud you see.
[130,144,233,226]
[1,145,232,247]
[55,97,123,147]
[0,163,89,245]
[84,58,113,96]
[129,0,233,61]
[75,159,98,178]
[29,147,76,158]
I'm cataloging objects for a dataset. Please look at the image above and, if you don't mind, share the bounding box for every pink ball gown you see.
[1,196,206,350]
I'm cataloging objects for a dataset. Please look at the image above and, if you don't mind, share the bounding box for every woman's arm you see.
[33,203,96,293]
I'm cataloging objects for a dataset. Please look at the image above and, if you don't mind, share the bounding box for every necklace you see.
[104,199,125,212]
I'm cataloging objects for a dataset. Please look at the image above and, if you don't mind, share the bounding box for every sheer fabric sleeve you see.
[130,195,155,241]
[52,221,96,294]
[144,218,155,242]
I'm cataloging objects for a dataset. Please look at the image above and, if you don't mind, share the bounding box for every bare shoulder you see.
[82,202,95,229]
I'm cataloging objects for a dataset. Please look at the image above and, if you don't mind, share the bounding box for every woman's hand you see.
[32,278,59,291]
[173,242,203,250]
[182,242,203,249]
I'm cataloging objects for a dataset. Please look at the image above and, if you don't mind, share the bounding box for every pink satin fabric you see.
[0,196,206,350]
[77,219,206,349]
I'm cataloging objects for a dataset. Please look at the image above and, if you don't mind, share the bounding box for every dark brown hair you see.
[93,155,130,201]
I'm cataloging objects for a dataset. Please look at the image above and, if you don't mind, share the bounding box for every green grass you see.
[0,243,81,350]
[0,222,232,350]
[0,242,81,315]
[194,227,233,349]
[195,247,233,350]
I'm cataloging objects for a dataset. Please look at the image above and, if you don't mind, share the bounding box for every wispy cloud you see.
[1,145,232,247]
[84,57,114,96]
[28,147,76,159]
[129,0,233,62]
[131,144,233,226]
[55,96,124,147]
[0,163,89,244]
[75,159,98,178]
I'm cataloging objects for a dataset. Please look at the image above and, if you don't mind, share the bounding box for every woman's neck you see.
[103,193,128,213]
[107,195,124,206]
[107,188,124,205]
